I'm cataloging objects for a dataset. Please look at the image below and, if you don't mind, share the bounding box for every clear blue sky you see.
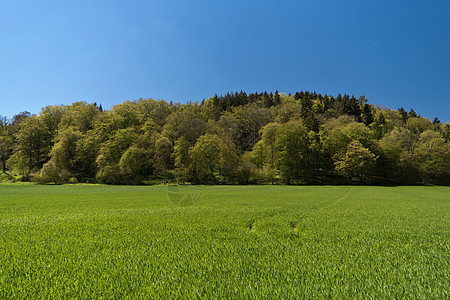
[1,0,449,122]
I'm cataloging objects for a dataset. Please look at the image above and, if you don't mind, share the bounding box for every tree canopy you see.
[0,93,448,185]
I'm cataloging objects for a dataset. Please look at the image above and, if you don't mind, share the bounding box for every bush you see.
[96,164,124,184]
[68,177,78,184]
[0,172,13,182]
[35,161,71,184]
[20,174,32,182]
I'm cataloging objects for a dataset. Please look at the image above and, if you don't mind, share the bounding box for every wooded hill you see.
[1,91,449,185]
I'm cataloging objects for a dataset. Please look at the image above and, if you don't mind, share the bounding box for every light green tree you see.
[73,131,102,180]
[260,122,280,167]
[334,140,377,183]
[154,136,174,183]
[60,102,100,133]
[379,127,420,183]
[9,116,48,174]
[96,128,138,184]
[172,136,192,183]
[218,136,240,183]
[276,121,315,184]
[415,130,450,182]
[119,146,153,184]
[189,133,221,183]
[49,127,82,175]
[321,116,372,153]
[407,117,432,135]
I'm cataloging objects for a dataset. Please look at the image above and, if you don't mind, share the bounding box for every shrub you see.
[68,177,78,184]
[35,161,71,184]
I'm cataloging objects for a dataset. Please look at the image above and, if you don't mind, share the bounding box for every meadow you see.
[0,184,448,298]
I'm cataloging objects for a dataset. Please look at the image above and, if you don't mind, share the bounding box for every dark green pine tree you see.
[409,109,418,118]
[264,92,273,107]
[362,104,374,126]
[300,97,313,118]
[398,107,408,123]
[273,90,281,106]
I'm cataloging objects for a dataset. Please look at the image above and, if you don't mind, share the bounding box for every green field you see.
[0,185,448,298]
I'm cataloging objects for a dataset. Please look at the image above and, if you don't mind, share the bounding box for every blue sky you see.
[1,0,449,121]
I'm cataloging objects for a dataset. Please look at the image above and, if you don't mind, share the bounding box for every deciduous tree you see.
[189,134,221,183]
[334,140,376,183]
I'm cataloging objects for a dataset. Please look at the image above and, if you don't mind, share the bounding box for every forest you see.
[1,91,449,185]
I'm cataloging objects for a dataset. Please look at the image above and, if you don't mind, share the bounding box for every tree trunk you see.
[1,157,6,173]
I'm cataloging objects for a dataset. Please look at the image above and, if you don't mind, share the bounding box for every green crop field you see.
[0,185,448,299]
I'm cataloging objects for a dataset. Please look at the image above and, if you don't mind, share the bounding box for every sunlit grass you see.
[0,185,448,298]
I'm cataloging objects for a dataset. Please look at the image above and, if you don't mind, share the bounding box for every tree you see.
[370,110,389,139]
[217,113,240,147]
[94,101,140,138]
[173,136,192,183]
[334,140,377,183]
[154,136,173,183]
[443,122,450,142]
[35,161,70,184]
[321,116,372,156]
[9,116,48,174]
[275,98,302,123]
[74,131,101,181]
[134,98,173,129]
[218,136,240,183]
[162,110,208,144]
[273,90,281,106]
[10,111,31,132]
[249,140,267,169]
[39,105,64,142]
[260,122,280,167]
[2,91,447,186]
[362,104,375,126]
[0,117,13,173]
[189,134,221,183]
[96,128,138,184]
[60,102,100,133]
[407,117,432,135]
[232,104,272,151]
[276,121,316,184]
[398,107,408,123]
[48,127,82,177]
[432,117,441,125]
[245,122,281,184]
[415,130,450,183]
[409,109,418,118]
[378,127,420,183]
[299,95,320,132]
[119,146,154,184]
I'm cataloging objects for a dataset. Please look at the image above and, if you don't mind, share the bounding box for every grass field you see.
[0,185,448,298]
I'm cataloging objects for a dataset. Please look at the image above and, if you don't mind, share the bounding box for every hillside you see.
[1,91,449,185]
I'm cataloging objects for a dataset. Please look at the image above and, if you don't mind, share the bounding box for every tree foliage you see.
[334,140,377,183]
[1,92,448,185]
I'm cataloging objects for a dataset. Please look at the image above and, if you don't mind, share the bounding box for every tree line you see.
[1,91,449,185]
